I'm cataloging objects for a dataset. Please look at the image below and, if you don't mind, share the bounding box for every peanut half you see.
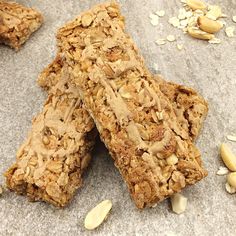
[187,27,214,40]
[220,143,236,171]
[227,172,236,188]
[84,200,112,230]
[171,193,188,214]
[198,16,223,33]
[186,0,207,10]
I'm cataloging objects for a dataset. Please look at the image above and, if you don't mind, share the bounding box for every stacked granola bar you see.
[5,1,208,208]
[0,1,43,50]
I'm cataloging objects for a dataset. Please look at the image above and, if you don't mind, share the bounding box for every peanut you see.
[220,143,236,171]
[170,193,187,214]
[198,16,223,33]
[187,27,214,40]
[227,172,236,188]
[186,0,207,10]
[84,200,112,230]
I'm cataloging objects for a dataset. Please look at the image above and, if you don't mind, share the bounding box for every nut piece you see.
[216,166,229,176]
[220,143,236,171]
[208,38,221,44]
[170,193,187,214]
[227,172,236,188]
[227,135,236,142]
[84,200,112,230]
[187,27,214,40]
[81,13,93,27]
[206,5,222,20]
[198,16,223,33]
[233,16,236,23]
[225,182,236,194]
[186,0,207,10]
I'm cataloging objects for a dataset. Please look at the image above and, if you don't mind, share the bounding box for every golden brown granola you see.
[0,0,43,50]
[5,65,96,207]
[38,56,208,141]
[56,2,207,208]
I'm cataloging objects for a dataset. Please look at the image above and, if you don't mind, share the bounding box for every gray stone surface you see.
[0,0,236,235]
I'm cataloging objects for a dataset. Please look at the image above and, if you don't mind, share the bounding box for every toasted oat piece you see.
[0,0,43,50]
[5,65,96,207]
[38,56,208,141]
[56,2,207,208]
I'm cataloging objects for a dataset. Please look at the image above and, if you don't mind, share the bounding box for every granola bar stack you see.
[5,2,208,208]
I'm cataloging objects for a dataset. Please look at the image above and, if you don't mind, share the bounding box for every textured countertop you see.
[0,0,236,235]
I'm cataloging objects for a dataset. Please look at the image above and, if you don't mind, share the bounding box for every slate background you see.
[0,0,236,235]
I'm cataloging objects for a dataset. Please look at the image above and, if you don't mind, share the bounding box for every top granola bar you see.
[38,55,208,141]
[0,0,43,50]
[56,2,208,208]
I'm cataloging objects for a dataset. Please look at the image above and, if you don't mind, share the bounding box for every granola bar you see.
[56,2,207,208]
[5,65,96,207]
[38,55,208,141]
[0,0,43,50]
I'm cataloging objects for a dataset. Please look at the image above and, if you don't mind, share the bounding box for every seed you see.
[225,26,235,38]
[170,193,187,214]
[233,16,236,23]
[187,27,214,40]
[186,0,207,10]
[227,135,236,142]
[84,200,112,230]
[206,5,222,20]
[198,16,223,33]
[167,35,176,42]
[227,172,236,188]
[225,182,236,194]
[220,143,236,171]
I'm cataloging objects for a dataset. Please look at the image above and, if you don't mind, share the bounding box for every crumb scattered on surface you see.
[225,26,235,37]
[155,38,166,45]
[216,166,229,176]
[167,35,176,42]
